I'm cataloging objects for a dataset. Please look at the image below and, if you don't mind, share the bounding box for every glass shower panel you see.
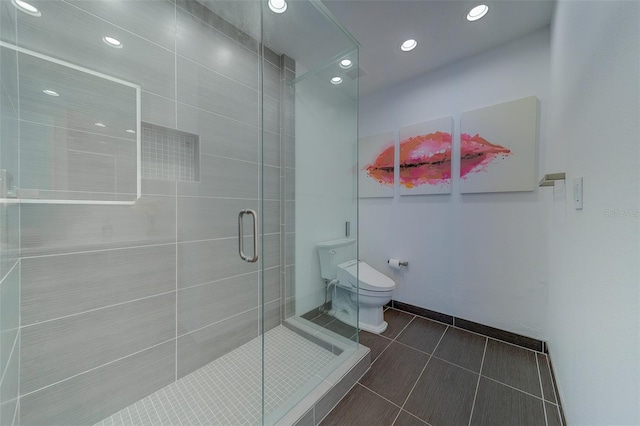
[174,0,265,424]
[261,1,360,422]
[1,0,361,423]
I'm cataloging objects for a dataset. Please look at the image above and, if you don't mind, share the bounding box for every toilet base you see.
[329,286,390,335]
[358,320,388,334]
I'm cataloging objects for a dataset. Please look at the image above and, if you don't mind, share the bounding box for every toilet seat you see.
[337,260,396,292]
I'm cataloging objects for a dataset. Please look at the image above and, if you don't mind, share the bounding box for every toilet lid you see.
[338,260,396,291]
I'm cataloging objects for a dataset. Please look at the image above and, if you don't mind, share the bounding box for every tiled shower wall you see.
[0,3,21,424]
[1,0,294,424]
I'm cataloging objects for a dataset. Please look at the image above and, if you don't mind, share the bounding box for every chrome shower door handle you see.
[238,209,258,263]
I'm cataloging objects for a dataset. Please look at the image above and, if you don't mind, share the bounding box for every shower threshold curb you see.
[273,319,371,426]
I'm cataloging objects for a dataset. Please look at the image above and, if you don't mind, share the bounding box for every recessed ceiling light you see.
[330,77,343,85]
[339,59,353,69]
[467,4,489,21]
[42,89,59,97]
[400,39,417,52]
[11,0,41,17]
[268,0,287,14]
[126,129,136,134]
[102,36,123,48]
[94,122,106,127]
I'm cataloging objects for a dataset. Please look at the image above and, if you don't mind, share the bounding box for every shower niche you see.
[0,42,141,205]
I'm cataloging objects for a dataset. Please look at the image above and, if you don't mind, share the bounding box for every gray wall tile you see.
[285,265,295,299]
[176,0,259,54]
[178,237,258,289]
[18,51,138,141]
[177,153,259,199]
[0,205,19,281]
[177,308,258,378]
[177,197,279,242]
[285,297,296,320]
[21,196,176,256]
[21,244,176,324]
[0,331,19,426]
[176,7,258,90]
[285,167,295,200]
[0,1,16,43]
[285,233,295,266]
[264,60,281,101]
[19,121,136,197]
[16,1,175,99]
[177,102,259,162]
[283,55,295,72]
[20,340,175,426]
[173,234,279,279]
[0,48,19,191]
[264,95,280,134]
[0,47,19,117]
[284,97,295,137]
[265,164,281,200]
[285,201,295,233]
[178,272,259,336]
[264,267,281,304]
[67,0,177,51]
[142,91,177,128]
[284,134,295,168]
[177,56,258,126]
[142,178,177,196]
[264,299,281,332]
[264,130,280,167]
[264,47,281,68]
[21,293,176,394]
[0,264,19,377]
[263,234,282,269]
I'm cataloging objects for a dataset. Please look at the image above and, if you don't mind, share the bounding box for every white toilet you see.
[317,239,395,334]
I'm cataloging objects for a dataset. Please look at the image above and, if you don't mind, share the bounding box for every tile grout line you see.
[21,289,177,329]
[19,336,176,399]
[545,352,565,425]
[481,375,550,403]
[536,354,549,426]
[390,324,450,426]
[389,306,546,355]
[20,241,177,260]
[467,337,488,426]
[368,315,416,368]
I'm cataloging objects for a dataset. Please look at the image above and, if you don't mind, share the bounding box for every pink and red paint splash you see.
[364,132,511,188]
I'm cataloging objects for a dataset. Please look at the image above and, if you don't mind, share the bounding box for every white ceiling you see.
[322,0,556,96]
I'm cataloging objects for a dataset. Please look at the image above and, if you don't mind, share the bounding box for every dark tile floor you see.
[304,307,564,426]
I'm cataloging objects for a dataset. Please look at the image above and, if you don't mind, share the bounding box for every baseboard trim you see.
[390,300,544,352]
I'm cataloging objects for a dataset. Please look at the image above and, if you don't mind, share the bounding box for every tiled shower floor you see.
[96,325,337,425]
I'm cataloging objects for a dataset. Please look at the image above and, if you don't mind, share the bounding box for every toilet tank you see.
[316,238,356,280]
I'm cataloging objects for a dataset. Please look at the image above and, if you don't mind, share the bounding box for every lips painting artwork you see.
[396,116,454,195]
[459,96,538,193]
[359,131,395,197]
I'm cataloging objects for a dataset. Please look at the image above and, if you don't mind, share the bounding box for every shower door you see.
[0,0,359,424]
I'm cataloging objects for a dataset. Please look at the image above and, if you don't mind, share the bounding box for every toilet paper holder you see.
[387,259,408,267]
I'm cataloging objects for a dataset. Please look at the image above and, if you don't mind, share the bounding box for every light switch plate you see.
[574,177,583,209]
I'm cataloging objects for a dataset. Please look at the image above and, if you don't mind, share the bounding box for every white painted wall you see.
[359,28,551,339]
[546,1,640,424]
[295,72,358,315]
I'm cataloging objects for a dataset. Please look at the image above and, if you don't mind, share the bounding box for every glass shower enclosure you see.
[0,0,361,424]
